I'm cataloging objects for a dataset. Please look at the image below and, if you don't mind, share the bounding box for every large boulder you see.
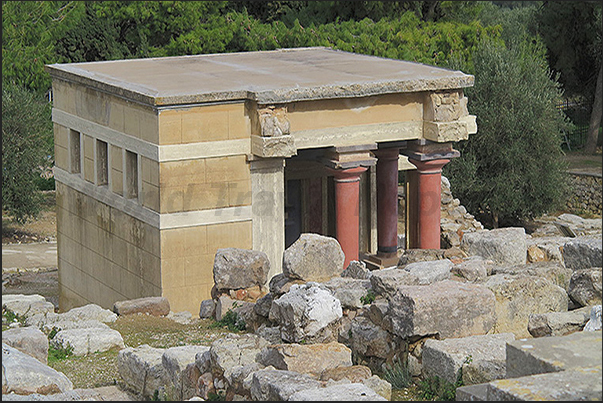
[113,297,170,317]
[484,274,568,338]
[2,343,73,395]
[528,306,592,337]
[562,236,602,270]
[369,260,453,297]
[282,233,345,282]
[321,277,372,309]
[289,383,388,401]
[50,327,124,356]
[491,261,573,291]
[422,333,515,386]
[385,280,496,339]
[250,368,322,401]
[257,342,352,377]
[349,316,399,361]
[117,344,170,399]
[2,294,55,318]
[460,227,527,265]
[162,345,209,401]
[568,268,602,307]
[269,282,342,344]
[2,327,49,364]
[213,248,271,291]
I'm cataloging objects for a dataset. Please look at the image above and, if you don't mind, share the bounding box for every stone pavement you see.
[2,242,57,273]
[456,330,602,401]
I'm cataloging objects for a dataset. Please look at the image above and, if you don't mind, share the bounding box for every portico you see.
[46,47,477,313]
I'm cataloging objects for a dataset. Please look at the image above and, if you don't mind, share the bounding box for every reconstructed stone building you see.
[46,47,476,313]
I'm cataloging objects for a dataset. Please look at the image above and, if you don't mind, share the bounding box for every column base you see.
[361,252,401,270]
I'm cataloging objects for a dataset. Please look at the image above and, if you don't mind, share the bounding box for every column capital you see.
[401,139,460,162]
[327,166,368,182]
[322,143,377,170]
[372,147,400,161]
[407,158,450,174]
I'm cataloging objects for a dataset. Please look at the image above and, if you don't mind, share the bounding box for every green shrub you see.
[360,290,376,305]
[210,306,246,332]
[417,375,459,401]
[383,357,413,389]
[48,343,74,363]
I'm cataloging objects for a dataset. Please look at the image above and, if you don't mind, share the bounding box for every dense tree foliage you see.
[2,82,54,224]
[443,38,571,227]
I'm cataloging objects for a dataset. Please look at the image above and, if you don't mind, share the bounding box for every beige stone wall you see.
[56,182,161,312]
[160,220,252,313]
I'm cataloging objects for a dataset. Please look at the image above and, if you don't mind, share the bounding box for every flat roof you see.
[45,47,474,107]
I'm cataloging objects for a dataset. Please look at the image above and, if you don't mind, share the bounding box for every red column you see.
[374,148,400,258]
[406,158,449,249]
[328,166,368,268]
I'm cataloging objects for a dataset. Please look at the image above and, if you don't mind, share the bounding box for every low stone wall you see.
[565,172,602,216]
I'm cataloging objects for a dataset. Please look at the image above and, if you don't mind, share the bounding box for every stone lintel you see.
[251,134,297,158]
[323,143,377,169]
[423,120,468,142]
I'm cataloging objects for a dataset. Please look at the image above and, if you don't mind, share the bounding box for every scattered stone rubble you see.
[2,203,601,401]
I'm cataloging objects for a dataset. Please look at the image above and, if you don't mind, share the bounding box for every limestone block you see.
[451,257,491,282]
[2,294,55,318]
[289,383,388,401]
[269,282,342,343]
[113,296,170,317]
[485,274,568,339]
[117,344,170,399]
[460,227,527,266]
[568,267,602,307]
[2,343,73,395]
[252,293,274,318]
[282,233,345,283]
[385,280,496,339]
[341,260,372,279]
[319,365,372,383]
[422,333,515,386]
[362,375,392,401]
[257,106,290,137]
[528,305,592,337]
[199,299,216,319]
[251,134,296,158]
[562,236,602,270]
[50,327,124,356]
[423,120,469,142]
[321,277,372,309]
[224,362,264,399]
[460,114,477,134]
[213,248,271,291]
[249,369,322,401]
[2,327,49,364]
[397,248,447,265]
[370,259,452,296]
[268,273,305,297]
[424,90,468,122]
[584,305,602,331]
[350,316,397,360]
[209,333,270,379]
[491,261,573,291]
[162,345,209,401]
[257,342,352,376]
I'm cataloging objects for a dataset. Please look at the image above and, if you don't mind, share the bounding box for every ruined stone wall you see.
[565,172,602,216]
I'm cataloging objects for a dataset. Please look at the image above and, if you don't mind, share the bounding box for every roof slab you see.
[45,47,474,107]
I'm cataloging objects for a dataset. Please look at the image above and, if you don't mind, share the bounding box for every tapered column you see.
[329,166,368,268]
[406,158,450,249]
[374,148,400,258]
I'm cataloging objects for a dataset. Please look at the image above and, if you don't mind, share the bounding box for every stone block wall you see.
[565,172,602,216]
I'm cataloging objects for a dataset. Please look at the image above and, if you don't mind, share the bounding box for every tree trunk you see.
[583,63,602,154]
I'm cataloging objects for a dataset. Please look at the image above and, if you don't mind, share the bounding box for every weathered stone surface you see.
[506,329,601,378]
[117,344,170,399]
[422,333,515,385]
[224,362,264,399]
[257,342,352,376]
[162,345,209,401]
[451,257,491,282]
[398,249,446,265]
[366,299,389,328]
[341,260,372,279]
[209,333,270,379]
[113,297,170,317]
[526,244,546,263]
[50,328,124,356]
[269,282,342,343]
[2,343,73,395]
[424,90,468,122]
[255,324,282,344]
[584,304,602,331]
[321,277,372,309]
[250,369,321,401]
[423,119,469,142]
[268,273,305,297]
[2,327,49,364]
[166,310,193,325]
[528,305,592,337]
[282,233,345,282]
[289,382,388,401]
[350,316,397,360]
[485,274,568,339]
[386,280,496,339]
[568,267,602,307]
[251,134,296,158]
[486,369,602,401]
[198,299,216,319]
[460,227,527,266]
[562,236,602,270]
[253,293,274,318]
[213,248,271,291]
[214,295,235,322]
[319,365,372,383]
[2,294,55,318]
[526,237,567,263]
[401,259,453,284]
[491,261,573,291]
[194,349,211,375]
[25,317,110,334]
[362,375,392,401]
[1,385,136,401]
